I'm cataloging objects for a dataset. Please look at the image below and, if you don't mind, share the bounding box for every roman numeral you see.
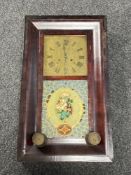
[72,67,76,72]
[77,48,83,52]
[50,47,54,51]
[55,67,60,73]
[72,42,76,47]
[76,62,83,67]
[48,61,55,67]
[64,40,69,46]
[79,56,84,59]
[56,41,61,47]
[47,55,52,59]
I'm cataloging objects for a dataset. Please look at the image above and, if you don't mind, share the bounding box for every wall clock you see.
[17,16,113,162]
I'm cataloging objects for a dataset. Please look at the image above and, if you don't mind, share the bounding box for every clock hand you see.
[63,41,68,75]
[63,45,67,60]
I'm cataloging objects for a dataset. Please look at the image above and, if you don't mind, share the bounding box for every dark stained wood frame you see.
[17,16,113,162]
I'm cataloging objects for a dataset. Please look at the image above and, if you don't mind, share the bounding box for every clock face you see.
[43,35,88,76]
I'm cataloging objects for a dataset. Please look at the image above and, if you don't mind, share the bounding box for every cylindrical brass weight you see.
[86,132,101,146]
[32,132,47,147]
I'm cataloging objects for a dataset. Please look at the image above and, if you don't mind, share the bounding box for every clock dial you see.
[43,35,87,76]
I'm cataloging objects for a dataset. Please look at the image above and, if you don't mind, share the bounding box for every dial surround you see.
[43,35,88,76]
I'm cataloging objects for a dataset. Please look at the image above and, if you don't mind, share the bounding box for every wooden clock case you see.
[17,16,113,162]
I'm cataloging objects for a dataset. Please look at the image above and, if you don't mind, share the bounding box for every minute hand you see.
[63,45,67,61]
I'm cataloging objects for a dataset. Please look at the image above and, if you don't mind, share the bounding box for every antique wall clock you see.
[17,16,113,162]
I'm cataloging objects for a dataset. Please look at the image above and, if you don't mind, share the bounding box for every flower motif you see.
[56,92,73,120]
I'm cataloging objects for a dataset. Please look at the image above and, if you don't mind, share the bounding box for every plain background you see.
[0,0,131,174]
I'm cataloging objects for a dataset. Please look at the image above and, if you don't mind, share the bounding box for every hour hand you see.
[64,52,67,59]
